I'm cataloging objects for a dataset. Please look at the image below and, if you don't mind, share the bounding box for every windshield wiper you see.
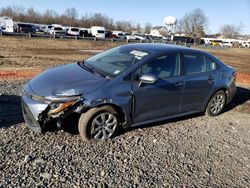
[88,65,107,78]
[79,61,90,71]
[79,61,107,78]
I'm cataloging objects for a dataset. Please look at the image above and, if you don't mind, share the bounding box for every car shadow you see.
[224,86,250,112]
[116,112,204,137]
[0,95,24,128]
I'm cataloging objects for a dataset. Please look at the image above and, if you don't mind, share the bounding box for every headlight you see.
[48,100,77,115]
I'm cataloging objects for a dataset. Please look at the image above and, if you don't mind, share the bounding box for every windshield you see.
[82,46,149,78]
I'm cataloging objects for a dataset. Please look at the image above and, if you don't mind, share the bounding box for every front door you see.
[132,53,184,124]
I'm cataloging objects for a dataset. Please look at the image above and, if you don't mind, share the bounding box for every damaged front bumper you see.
[21,85,86,133]
[22,95,48,133]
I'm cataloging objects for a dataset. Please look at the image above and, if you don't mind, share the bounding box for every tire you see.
[78,106,119,142]
[206,90,226,116]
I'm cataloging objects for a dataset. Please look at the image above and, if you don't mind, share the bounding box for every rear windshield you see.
[97,30,105,34]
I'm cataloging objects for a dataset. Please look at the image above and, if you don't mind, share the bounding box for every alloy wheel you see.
[210,93,225,114]
[91,112,118,141]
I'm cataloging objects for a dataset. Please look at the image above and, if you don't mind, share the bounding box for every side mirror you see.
[139,74,157,87]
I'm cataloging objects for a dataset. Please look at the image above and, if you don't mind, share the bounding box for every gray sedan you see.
[22,44,236,141]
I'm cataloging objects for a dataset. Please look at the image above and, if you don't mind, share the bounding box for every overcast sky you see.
[1,0,250,34]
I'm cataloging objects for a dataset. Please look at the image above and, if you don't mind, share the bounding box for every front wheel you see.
[206,90,226,116]
[78,106,119,142]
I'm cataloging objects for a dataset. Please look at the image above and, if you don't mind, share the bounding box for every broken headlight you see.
[47,96,81,115]
[48,100,77,115]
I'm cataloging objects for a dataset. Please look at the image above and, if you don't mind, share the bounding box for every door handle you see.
[208,76,215,81]
[175,81,185,86]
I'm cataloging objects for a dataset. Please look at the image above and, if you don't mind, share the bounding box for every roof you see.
[120,43,201,54]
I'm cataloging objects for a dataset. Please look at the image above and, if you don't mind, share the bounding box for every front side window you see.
[82,47,149,78]
[183,53,206,74]
[136,53,180,79]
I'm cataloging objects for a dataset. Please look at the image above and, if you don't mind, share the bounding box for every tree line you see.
[0,6,146,33]
[0,6,244,38]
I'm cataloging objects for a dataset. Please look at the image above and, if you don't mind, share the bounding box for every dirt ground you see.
[0,36,119,70]
[0,36,250,84]
[205,48,250,74]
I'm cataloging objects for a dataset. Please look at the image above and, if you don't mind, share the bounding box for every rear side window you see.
[205,57,217,72]
[183,54,206,74]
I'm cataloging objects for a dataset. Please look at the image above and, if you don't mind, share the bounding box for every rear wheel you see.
[206,90,226,116]
[78,106,119,142]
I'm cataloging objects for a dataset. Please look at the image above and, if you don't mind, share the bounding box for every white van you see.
[0,17,14,32]
[90,26,105,38]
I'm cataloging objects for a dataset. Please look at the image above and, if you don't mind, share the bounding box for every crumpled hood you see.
[29,63,107,97]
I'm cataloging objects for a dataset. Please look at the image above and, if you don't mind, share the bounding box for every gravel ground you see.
[0,80,250,187]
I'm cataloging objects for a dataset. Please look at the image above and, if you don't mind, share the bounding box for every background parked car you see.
[15,23,35,33]
[241,41,250,48]
[67,27,80,36]
[112,31,125,39]
[105,30,112,38]
[220,41,234,48]
[49,26,66,36]
[79,29,92,37]
[126,34,146,41]
[42,25,55,34]
[0,17,14,32]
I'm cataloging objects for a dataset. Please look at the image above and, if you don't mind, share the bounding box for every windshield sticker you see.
[114,70,121,75]
[130,50,148,59]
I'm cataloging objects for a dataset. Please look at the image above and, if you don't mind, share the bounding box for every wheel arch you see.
[95,103,126,125]
[204,87,228,111]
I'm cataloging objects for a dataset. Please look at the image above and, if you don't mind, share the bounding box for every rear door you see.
[132,52,185,123]
[181,52,218,112]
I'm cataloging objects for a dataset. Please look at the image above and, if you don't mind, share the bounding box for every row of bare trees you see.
[0,6,146,33]
[220,23,244,38]
[175,8,244,38]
